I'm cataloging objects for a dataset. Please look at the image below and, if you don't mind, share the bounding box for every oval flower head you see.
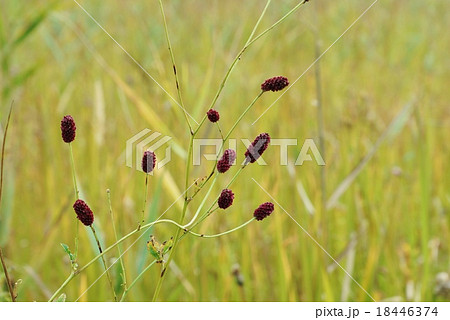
[217,149,236,173]
[60,115,76,143]
[142,151,156,173]
[261,76,289,92]
[244,133,270,164]
[73,199,94,226]
[253,202,274,221]
[207,109,220,123]
[218,189,235,209]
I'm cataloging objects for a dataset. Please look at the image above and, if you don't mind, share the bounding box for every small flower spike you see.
[261,76,289,92]
[244,133,270,164]
[142,151,156,173]
[61,115,76,143]
[217,149,236,173]
[253,202,274,221]
[218,189,235,209]
[73,199,94,226]
[207,109,220,123]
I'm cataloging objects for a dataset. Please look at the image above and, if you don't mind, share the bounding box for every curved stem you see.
[107,189,128,291]
[188,218,255,238]
[90,225,117,301]
[183,173,219,229]
[49,218,179,301]
[183,166,246,239]
[120,260,157,302]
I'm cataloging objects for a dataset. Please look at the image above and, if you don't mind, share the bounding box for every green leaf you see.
[60,243,75,262]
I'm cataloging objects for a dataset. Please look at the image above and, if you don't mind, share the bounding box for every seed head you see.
[253,202,274,221]
[142,151,156,173]
[261,76,289,92]
[61,115,76,143]
[207,109,220,123]
[217,149,236,173]
[218,189,234,209]
[244,133,270,164]
[73,199,94,226]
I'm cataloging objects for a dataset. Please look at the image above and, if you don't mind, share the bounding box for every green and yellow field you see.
[0,0,449,302]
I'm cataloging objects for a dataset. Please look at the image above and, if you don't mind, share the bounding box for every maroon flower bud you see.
[217,149,236,173]
[73,199,94,226]
[218,189,234,209]
[261,76,289,92]
[244,133,270,164]
[142,151,156,173]
[207,109,220,123]
[61,115,76,143]
[253,202,274,221]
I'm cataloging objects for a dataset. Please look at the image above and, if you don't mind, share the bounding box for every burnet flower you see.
[142,151,157,173]
[217,149,236,173]
[73,199,94,226]
[244,133,271,164]
[207,109,220,123]
[60,115,76,143]
[261,76,289,92]
[253,202,274,221]
[218,189,234,209]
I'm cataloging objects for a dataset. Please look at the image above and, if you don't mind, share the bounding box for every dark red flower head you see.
[142,151,156,173]
[244,133,270,164]
[218,189,235,209]
[73,199,94,226]
[253,202,274,221]
[217,149,236,173]
[61,115,76,143]
[207,109,220,123]
[261,76,289,92]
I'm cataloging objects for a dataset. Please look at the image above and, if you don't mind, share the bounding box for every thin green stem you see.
[48,272,75,302]
[90,225,117,302]
[107,189,128,291]
[185,166,246,235]
[246,0,309,49]
[183,173,219,229]
[68,143,79,199]
[49,218,175,301]
[224,92,263,141]
[193,93,262,194]
[192,0,271,136]
[188,218,255,238]
[158,0,193,134]
[151,134,194,301]
[138,174,149,231]
[215,122,224,141]
[0,247,15,301]
[0,102,14,302]
[120,260,156,302]
[69,143,80,259]
[313,2,326,211]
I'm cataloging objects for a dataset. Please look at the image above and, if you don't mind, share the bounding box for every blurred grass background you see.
[0,0,449,301]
